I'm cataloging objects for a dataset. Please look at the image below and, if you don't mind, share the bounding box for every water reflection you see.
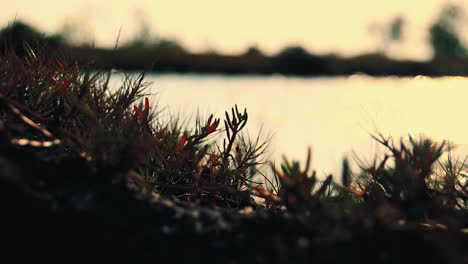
[135,74,468,178]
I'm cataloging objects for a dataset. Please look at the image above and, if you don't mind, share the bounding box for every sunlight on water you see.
[122,74,468,178]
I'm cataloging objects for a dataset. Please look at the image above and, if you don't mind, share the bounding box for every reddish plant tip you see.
[62,79,70,89]
[176,134,188,152]
[144,97,150,113]
[134,105,144,121]
[55,59,65,72]
[206,119,219,135]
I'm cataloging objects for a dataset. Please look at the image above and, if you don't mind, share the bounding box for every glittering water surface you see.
[114,73,468,177]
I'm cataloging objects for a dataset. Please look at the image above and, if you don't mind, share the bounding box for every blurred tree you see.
[57,19,95,47]
[0,21,64,54]
[123,9,156,48]
[429,4,467,58]
[389,16,405,44]
[273,46,327,75]
[124,24,153,48]
[384,16,405,55]
[371,16,405,54]
[243,45,264,57]
[154,39,186,54]
[275,46,310,59]
[121,9,185,54]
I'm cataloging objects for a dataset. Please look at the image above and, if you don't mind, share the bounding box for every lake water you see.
[126,74,468,178]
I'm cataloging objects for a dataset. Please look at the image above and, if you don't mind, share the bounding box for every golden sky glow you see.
[2,0,468,59]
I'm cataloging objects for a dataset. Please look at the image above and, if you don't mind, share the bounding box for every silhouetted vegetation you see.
[429,4,467,58]
[385,16,405,52]
[0,20,64,55]
[371,15,406,54]
[272,46,328,75]
[2,16,468,76]
[389,17,405,43]
[0,47,466,263]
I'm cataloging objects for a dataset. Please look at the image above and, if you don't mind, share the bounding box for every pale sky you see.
[2,0,468,60]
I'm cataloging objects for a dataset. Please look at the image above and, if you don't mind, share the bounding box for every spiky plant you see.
[0,45,270,209]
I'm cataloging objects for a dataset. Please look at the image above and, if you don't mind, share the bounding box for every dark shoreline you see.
[62,46,468,77]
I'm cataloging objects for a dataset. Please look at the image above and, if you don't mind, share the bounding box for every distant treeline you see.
[57,46,468,76]
[2,5,468,77]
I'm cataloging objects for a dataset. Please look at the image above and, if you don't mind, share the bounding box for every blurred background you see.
[3,0,468,177]
[2,0,468,59]
[3,0,468,59]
